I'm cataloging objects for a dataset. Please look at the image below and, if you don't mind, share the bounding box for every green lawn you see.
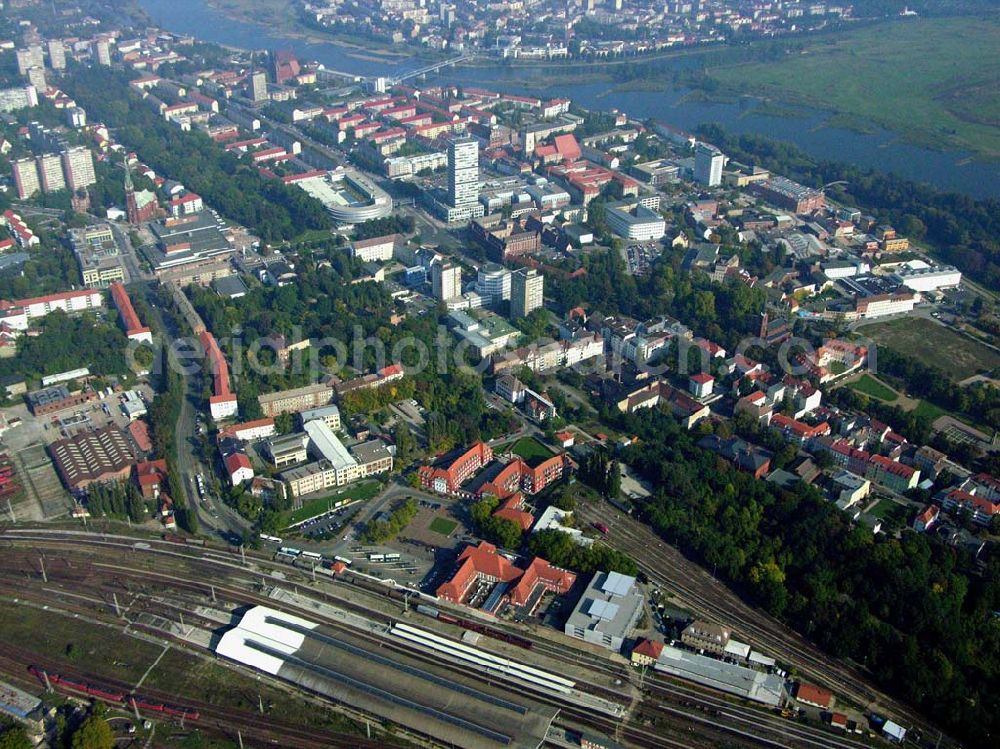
[428,516,458,536]
[284,480,382,526]
[849,374,899,402]
[912,400,949,424]
[510,436,556,467]
[869,498,911,529]
[863,317,1000,381]
[707,17,1000,158]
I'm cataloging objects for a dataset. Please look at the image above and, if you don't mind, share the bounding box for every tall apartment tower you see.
[447,136,480,208]
[432,262,462,301]
[249,70,268,102]
[62,147,96,191]
[12,158,40,199]
[15,46,44,75]
[47,39,66,70]
[511,268,544,318]
[94,39,112,66]
[694,143,724,187]
[25,66,46,92]
[36,153,65,193]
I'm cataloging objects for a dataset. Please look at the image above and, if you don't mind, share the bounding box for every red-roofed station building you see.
[436,541,575,616]
[110,283,152,343]
[200,331,238,420]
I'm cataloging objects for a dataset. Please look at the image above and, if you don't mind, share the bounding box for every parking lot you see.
[625,243,662,276]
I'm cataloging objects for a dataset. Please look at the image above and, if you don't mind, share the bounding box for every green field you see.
[849,374,899,402]
[707,17,1000,158]
[869,498,911,529]
[862,317,1000,381]
[284,480,382,526]
[428,517,458,536]
[510,437,556,467]
[912,400,949,424]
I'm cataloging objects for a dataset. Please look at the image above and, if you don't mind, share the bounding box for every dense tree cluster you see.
[0,727,31,749]
[548,247,766,351]
[470,495,524,550]
[352,214,415,241]
[361,498,417,543]
[527,529,638,577]
[698,124,1000,293]
[613,405,999,748]
[63,67,332,242]
[577,451,621,500]
[85,480,146,522]
[0,311,130,386]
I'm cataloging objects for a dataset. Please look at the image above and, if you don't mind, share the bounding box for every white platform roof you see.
[214,605,319,675]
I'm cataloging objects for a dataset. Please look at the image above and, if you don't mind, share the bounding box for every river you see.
[140,0,1000,199]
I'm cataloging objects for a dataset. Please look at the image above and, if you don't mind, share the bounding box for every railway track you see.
[1,529,885,749]
[576,501,947,744]
[0,594,390,749]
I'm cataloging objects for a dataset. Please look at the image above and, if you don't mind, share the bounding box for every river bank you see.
[138,0,1000,198]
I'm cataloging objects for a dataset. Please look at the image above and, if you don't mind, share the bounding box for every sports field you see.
[706,17,1000,158]
[862,317,1000,381]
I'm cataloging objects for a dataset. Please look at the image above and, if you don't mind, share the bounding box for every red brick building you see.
[419,441,494,494]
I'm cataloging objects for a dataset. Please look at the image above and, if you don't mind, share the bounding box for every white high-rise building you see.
[94,39,112,66]
[15,46,43,75]
[250,71,268,102]
[448,136,480,208]
[511,268,544,318]
[25,66,46,92]
[36,153,65,193]
[694,143,724,187]
[12,158,40,199]
[67,107,87,128]
[62,147,96,191]
[476,263,511,306]
[432,262,462,301]
[47,39,66,70]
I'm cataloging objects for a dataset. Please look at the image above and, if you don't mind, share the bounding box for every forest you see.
[62,67,332,243]
[607,405,999,748]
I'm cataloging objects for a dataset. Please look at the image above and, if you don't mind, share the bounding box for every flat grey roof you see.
[565,571,642,643]
[655,645,786,706]
[350,439,391,465]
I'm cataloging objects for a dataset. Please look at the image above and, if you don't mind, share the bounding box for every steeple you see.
[123,155,134,193]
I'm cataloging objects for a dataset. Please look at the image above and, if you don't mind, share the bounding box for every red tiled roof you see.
[435,541,522,603]
[493,493,534,531]
[135,459,167,486]
[127,419,152,452]
[218,417,275,439]
[869,454,916,478]
[224,452,252,475]
[796,682,832,708]
[632,638,664,660]
[508,557,575,607]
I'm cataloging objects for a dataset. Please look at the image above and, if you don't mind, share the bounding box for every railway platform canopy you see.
[216,605,558,749]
